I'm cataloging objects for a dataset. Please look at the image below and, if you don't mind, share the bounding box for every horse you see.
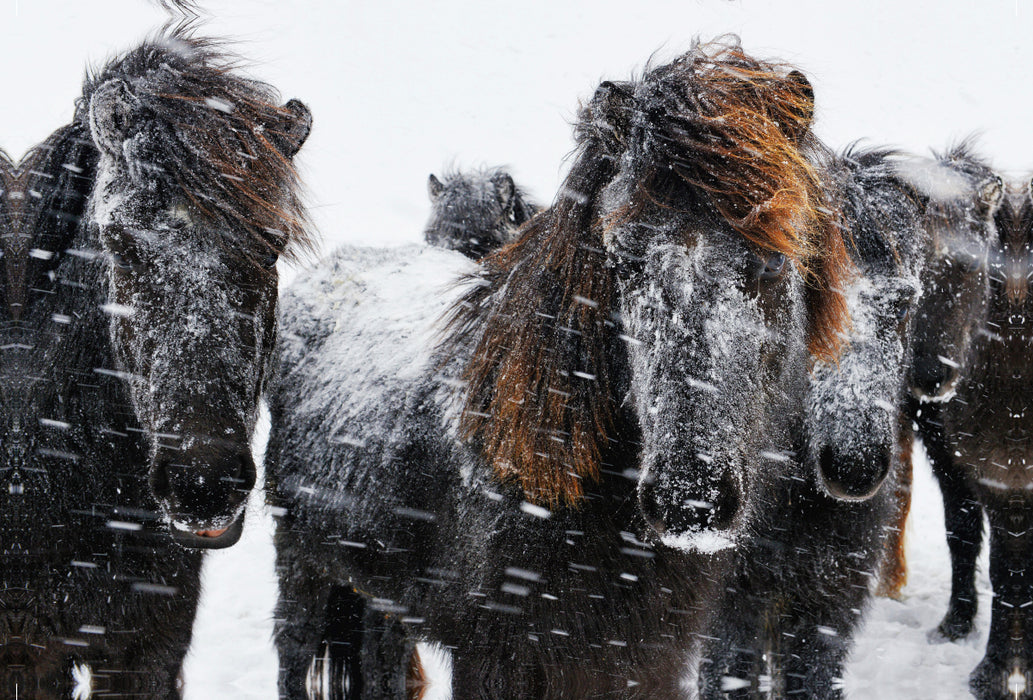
[696,144,1004,699]
[0,34,311,697]
[265,38,851,699]
[881,144,1004,613]
[918,177,1033,699]
[424,167,538,259]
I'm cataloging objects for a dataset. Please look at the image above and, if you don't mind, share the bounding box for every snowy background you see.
[4,0,1030,696]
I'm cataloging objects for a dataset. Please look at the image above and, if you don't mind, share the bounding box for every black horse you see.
[0,35,311,697]
[918,175,1033,699]
[266,39,852,699]
[424,167,538,259]
[696,145,1003,699]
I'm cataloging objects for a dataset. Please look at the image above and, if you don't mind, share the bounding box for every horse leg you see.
[355,597,416,699]
[273,540,335,700]
[696,593,767,699]
[98,554,201,699]
[970,503,1031,700]
[452,647,589,700]
[919,407,984,640]
[780,621,854,700]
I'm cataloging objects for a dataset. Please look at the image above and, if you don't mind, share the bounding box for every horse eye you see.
[895,301,911,321]
[111,251,134,271]
[260,252,279,269]
[759,252,786,280]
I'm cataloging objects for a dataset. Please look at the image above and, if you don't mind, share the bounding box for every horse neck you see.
[40,220,139,415]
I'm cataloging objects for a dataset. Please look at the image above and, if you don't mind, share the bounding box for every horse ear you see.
[88,79,139,157]
[266,98,312,158]
[784,70,814,142]
[490,172,516,211]
[978,174,1004,213]
[428,173,444,200]
[579,80,634,154]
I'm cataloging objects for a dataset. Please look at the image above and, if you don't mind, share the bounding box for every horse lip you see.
[170,514,245,550]
[912,372,959,403]
[194,527,229,538]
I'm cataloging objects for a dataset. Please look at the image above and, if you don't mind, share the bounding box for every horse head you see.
[906,145,1002,401]
[84,37,312,548]
[451,39,850,552]
[806,149,926,500]
[424,167,537,259]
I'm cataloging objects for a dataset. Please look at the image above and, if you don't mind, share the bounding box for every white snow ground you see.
[2,1,1025,697]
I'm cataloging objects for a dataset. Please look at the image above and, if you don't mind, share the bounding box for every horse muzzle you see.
[816,443,892,501]
[149,444,256,549]
[638,465,742,553]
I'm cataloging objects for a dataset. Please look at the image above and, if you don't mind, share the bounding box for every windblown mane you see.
[836,144,928,269]
[0,149,13,320]
[78,33,312,260]
[924,140,1001,251]
[444,38,852,507]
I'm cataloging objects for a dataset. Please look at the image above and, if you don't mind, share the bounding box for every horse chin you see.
[168,510,246,550]
[816,476,884,503]
[659,528,738,555]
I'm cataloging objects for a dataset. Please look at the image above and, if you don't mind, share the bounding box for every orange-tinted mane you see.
[445,38,851,507]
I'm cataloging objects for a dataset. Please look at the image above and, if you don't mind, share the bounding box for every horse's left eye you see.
[260,252,279,269]
[759,252,786,280]
[895,301,911,321]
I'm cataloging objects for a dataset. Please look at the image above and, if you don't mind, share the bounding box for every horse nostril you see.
[639,472,741,536]
[638,481,667,534]
[818,444,891,500]
[230,453,257,491]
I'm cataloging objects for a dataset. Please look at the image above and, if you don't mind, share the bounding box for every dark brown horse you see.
[424,167,538,259]
[919,176,1033,700]
[266,38,851,699]
[0,35,311,697]
[698,145,1003,699]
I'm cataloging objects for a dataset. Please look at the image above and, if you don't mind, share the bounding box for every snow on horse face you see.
[805,149,930,501]
[455,43,850,551]
[605,166,812,546]
[84,37,312,547]
[424,166,538,259]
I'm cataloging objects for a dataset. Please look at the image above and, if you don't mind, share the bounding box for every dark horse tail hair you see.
[443,37,853,508]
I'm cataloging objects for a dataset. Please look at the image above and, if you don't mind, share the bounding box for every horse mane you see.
[78,32,312,261]
[443,37,851,507]
[928,139,1001,232]
[835,144,927,271]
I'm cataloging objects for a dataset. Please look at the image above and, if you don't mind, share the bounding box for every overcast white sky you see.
[1,0,1030,254]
